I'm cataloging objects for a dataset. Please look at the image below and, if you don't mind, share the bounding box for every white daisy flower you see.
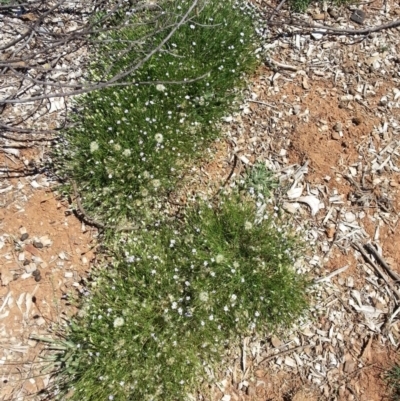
[244,221,253,230]
[199,292,209,302]
[155,133,164,143]
[90,141,99,153]
[215,254,224,264]
[156,84,166,92]
[113,317,124,328]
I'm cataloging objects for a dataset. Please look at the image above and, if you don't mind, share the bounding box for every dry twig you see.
[270,17,400,36]
[71,180,136,232]
[364,243,400,282]
[258,344,312,365]
[71,180,105,230]
[0,0,202,105]
[353,242,400,301]
[265,57,300,71]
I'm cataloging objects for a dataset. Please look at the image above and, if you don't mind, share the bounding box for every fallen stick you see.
[314,264,349,283]
[266,57,300,71]
[364,243,400,282]
[353,242,400,301]
[258,344,312,365]
[247,99,279,109]
[72,180,105,230]
[268,0,288,22]
[270,18,400,36]
[71,181,136,233]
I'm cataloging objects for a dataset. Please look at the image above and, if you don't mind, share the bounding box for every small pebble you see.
[20,233,29,241]
[33,241,43,249]
[34,273,41,282]
[328,7,339,18]
[333,122,342,132]
[350,9,366,24]
[293,105,301,115]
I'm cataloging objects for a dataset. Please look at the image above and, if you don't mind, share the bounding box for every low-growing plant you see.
[55,0,260,226]
[289,0,312,13]
[56,192,309,400]
[47,1,312,399]
[385,363,400,400]
[241,162,279,200]
[289,0,353,13]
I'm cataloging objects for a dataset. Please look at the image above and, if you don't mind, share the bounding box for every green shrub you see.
[386,363,400,400]
[57,192,309,400]
[241,162,279,199]
[56,0,259,225]
[289,0,353,13]
[48,2,311,399]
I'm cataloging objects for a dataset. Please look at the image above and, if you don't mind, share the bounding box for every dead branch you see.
[71,180,105,230]
[258,344,313,365]
[0,123,57,135]
[268,0,288,22]
[1,70,211,104]
[364,243,400,282]
[0,0,203,105]
[353,242,400,302]
[265,57,299,71]
[271,16,400,36]
[71,180,136,232]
